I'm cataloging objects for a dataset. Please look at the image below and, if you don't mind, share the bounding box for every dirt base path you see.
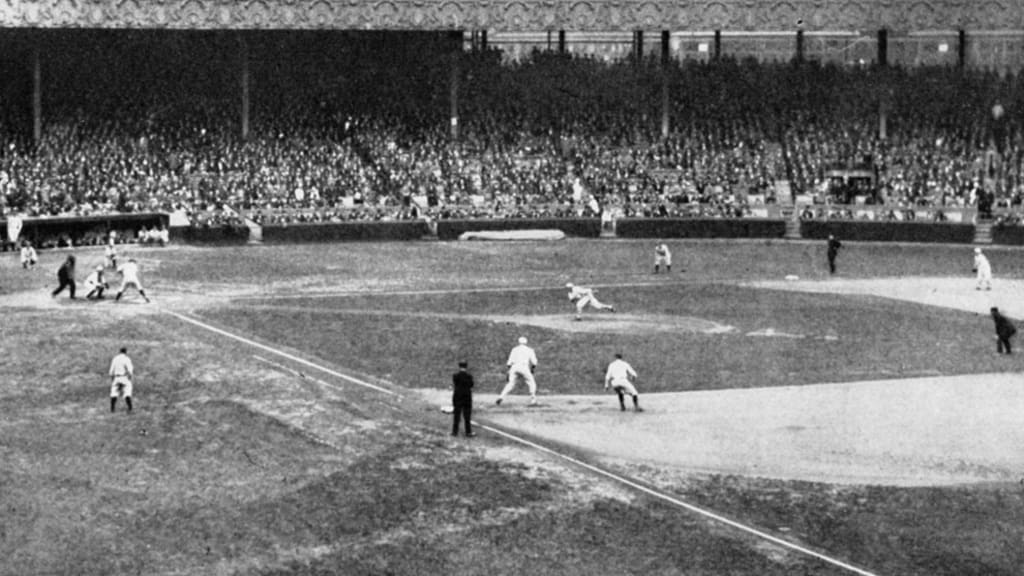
[421,275,1024,487]
[418,372,1024,487]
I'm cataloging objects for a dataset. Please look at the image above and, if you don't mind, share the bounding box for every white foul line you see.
[165,308,879,576]
[164,309,399,397]
[477,423,882,576]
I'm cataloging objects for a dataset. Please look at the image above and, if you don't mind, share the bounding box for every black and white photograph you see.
[2,1,1024,574]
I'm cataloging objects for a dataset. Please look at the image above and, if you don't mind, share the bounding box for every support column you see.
[558,30,566,54]
[795,29,805,62]
[32,46,41,146]
[958,29,966,69]
[713,30,722,60]
[634,30,644,63]
[449,30,462,141]
[877,29,888,67]
[239,34,250,141]
[660,30,670,139]
[480,29,488,51]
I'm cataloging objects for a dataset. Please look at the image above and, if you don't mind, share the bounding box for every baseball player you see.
[114,258,151,303]
[605,353,643,412]
[84,266,109,300]
[109,347,134,413]
[566,282,615,321]
[496,336,538,406]
[654,243,671,274]
[104,237,118,270]
[973,248,992,290]
[19,241,38,270]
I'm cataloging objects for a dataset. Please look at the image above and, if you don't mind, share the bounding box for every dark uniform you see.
[51,255,77,299]
[991,307,1017,354]
[827,235,842,275]
[451,361,475,437]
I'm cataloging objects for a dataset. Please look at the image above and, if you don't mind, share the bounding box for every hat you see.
[96,265,104,272]
[975,248,982,254]
[565,282,574,288]
[991,307,999,312]
[458,360,468,368]
[518,337,528,345]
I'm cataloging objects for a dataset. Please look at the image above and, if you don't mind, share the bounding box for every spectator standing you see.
[991,307,1016,355]
[451,360,476,437]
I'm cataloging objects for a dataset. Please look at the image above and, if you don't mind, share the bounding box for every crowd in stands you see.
[1,30,1024,235]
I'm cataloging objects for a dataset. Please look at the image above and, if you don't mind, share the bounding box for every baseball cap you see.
[565,282,574,288]
[975,248,982,254]
[96,265,104,271]
[518,337,528,344]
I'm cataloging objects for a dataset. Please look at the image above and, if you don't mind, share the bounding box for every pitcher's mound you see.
[487,313,735,335]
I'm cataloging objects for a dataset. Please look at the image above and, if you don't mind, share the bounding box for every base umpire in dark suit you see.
[991,307,1017,354]
[452,361,476,437]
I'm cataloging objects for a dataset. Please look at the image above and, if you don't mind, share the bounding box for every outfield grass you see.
[207,282,997,394]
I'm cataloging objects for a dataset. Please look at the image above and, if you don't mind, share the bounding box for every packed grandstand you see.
[0,31,1022,237]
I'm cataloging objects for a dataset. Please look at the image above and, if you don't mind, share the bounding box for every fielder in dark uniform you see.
[827,235,842,275]
[991,307,1017,354]
[51,254,77,299]
[451,361,476,437]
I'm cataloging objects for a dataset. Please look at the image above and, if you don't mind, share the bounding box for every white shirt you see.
[119,261,141,283]
[605,359,637,386]
[109,353,134,378]
[975,253,991,273]
[568,285,593,302]
[655,244,670,257]
[85,270,104,287]
[507,344,538,371]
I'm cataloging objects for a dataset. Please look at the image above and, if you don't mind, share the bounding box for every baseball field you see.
[2,237,1023,575]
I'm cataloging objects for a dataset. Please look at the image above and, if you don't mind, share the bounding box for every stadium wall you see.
[261,221,431,243]
[800,220,976,243]
[615,218,788,239]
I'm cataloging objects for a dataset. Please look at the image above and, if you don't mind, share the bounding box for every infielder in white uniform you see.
[973,248,992,291]
[654,243,672,274]
[496,336,538,406]
[104,239,118,270]
[605,353,642,412]
[114,258,151,303]
[566,282,615,321]
[109,347,134,413]
[20,242,38,270]
[84,266,109,300]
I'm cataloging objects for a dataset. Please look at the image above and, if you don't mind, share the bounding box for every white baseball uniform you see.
[605,358,639,396]
[974,251,992,290]
[84,270,106,297]
[104,243,118,268]
[654,244,671,269]
[109,352,134,398]
[499,343,538,404]
[567,284,614,319]
[20,245,37,268]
